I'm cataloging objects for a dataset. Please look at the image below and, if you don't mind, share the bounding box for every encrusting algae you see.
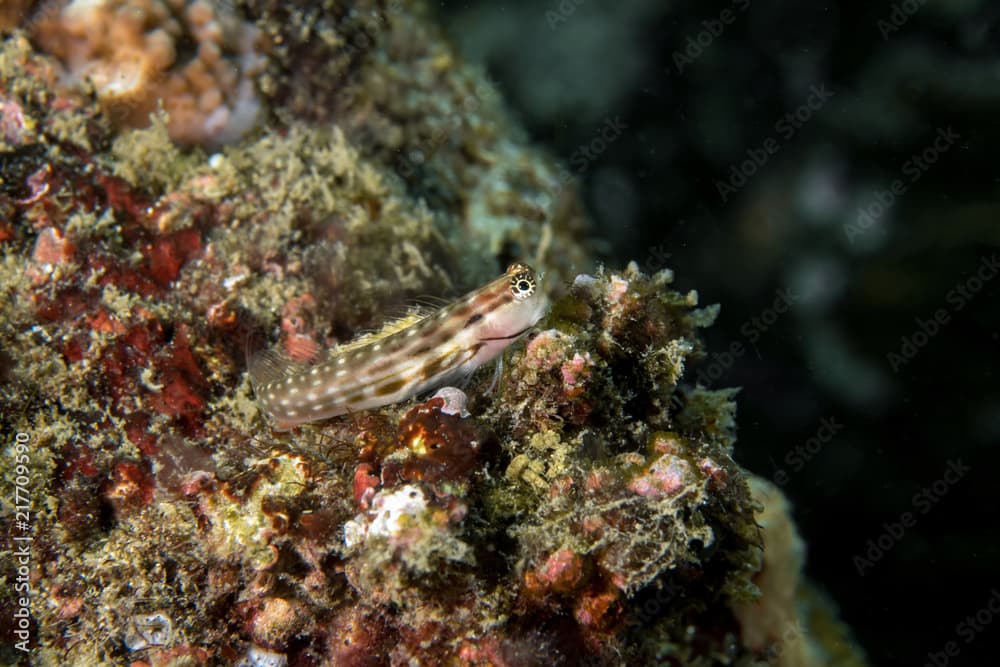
[0,3,866,666]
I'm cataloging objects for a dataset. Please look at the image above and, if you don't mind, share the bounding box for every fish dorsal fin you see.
[248,347,307,392]
[328,311,429,356]
[408,295,453,310]
[371,299,447,331]
[249,309,431,393]
[373,310,430,337]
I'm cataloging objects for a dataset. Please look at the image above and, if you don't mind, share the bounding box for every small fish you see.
[250,263,549,429]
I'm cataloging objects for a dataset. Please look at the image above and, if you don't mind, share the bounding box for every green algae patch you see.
[110,111,202,195]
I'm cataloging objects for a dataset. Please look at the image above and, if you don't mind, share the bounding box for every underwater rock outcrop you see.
[0,2,865,665]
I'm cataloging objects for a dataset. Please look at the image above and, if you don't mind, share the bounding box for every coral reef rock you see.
[0,2,865,666]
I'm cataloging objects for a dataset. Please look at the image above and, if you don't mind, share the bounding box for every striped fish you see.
[250,263,549,429]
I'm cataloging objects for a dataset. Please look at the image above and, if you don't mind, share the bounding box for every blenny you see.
[250,263,549,429]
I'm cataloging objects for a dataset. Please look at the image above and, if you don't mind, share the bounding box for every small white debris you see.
[431,386,468,416]
[222,272,249,290]
[123,611,172,651]
[368,484,427,541]
[343,516,367,549]
[235,645,287,667]
[572,273,601,301]
[139,367,164,392]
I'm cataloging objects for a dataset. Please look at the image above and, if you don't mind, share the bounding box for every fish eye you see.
[509,271,536,300]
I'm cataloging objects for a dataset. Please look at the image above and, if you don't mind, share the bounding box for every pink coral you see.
[525,548,586,596]
[607,274,630,304]
[352,463,379,510]
[248,596,306,649]
[525,328,573,367]
[0,93,30,144]
[31,226,76,268]
[629,454,694,498]
[560,351,593,397]
[281,294,320,362]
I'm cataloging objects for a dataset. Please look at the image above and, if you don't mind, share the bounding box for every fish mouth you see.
[478,326,532,342]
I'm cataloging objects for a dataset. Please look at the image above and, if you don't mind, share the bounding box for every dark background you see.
[438,1,1000,665]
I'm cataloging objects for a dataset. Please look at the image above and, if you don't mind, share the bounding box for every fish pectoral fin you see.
[248,347,306,391]
[481,356,503,394]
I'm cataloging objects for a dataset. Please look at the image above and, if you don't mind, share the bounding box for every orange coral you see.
[30,0,264,145]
